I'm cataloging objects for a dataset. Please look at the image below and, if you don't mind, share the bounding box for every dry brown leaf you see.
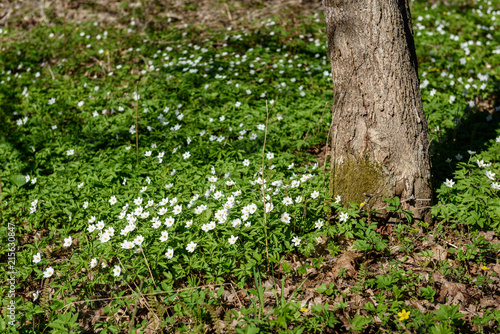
[433,272,469,304]
[430,244,447,262]
[331,251,360,279]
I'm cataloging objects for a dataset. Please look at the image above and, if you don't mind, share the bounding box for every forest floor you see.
[0,0,499,333]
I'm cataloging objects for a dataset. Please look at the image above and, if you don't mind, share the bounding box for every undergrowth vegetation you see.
[0,0,499,333]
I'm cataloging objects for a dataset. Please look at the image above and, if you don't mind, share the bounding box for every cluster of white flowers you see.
[27,195,39,212]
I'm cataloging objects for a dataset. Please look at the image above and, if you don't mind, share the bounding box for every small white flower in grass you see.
[444,179,455,188]
[134,235,144,246]
[78,101,84,107]
[295,196,303,204]
[145,151,152,157]
[334,195,341,204]
[109,196,117,205]
[165,248,174,259]
[249,133,257,140]
[269,99,275,105]
[291,180,300,188]
[228,235,239,245]
[99,233,111,243]
[186,241,197,253]
[242,159,250,167]
[165,216,175,227]
[185,220,193,228]
[311,191,319,199]
[33,253,41,264]
[78,182,84,188]
[265,202,274,213]
[266,152,274,160]
[158,207,168,215]
[63,236,72,247]
[339,212,349,223]
[282,197,293,206]
[170,197,178,206]
[496,137,500,143]
[281,212,291,224]
[134,206,143,216]
[257,124,265,130]
[87,224,96,233]
[315,220,323,229]
[120,227,130,236]
[292,236,301,246]
[125,146,131,150]
[183,151,191,159]
[67,149,74,156]
[90,258,98,269]
[477,160,486,168]
[226,180,235,186]
[208,176,217,182]
[160,198,169,206]
[492,182,500,190]
[43,267,54,278]
[486,171,495,181]
[235,101,241,107]
[96,220,105,230]
[83,201,89,209]
[105,227,115,237]
[232,218,242,228]
[194,205,206,214]
[173,205,182,215]
[152,221,161,229]
[140,186,147,192]
[165,183,173,189]
[134,197,142,209]
[213,191,224,200]
[113,265,121,277]
[33,290,40,302]
[26,175,30,183]
[121,240,134,249]
[159,231,169,242]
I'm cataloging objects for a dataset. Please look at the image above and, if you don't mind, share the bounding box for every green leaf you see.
[248,288,258,297]
[10,175,26,187]
[243,326,260,334]
[316,283,327,294]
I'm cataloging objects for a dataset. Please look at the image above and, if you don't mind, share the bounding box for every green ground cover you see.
[0,0,499,332]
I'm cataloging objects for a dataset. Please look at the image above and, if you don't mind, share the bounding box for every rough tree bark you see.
[322,0,432,221]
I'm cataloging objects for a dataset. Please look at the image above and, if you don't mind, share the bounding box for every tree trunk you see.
[322,0,432,221]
